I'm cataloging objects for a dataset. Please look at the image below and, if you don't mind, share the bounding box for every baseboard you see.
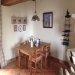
[50,56,68,63]
[7,56,18,65]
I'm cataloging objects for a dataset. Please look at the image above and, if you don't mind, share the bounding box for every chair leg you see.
[28,61,32,75]
[45,58,46,68]
[35,63,37,75]
[18,51,20,68]
[40,59,42,74]
[25,55,26,68]
[41,59,42,69]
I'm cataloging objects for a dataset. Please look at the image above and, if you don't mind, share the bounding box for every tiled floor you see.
[2,56,69,75]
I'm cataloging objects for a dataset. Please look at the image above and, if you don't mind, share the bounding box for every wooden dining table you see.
[17,41,50,68]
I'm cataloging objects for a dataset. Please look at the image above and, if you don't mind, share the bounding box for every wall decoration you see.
[17,17,22,24]
[14,25,17,32]
[23,25,26,31]
[11,16,17,24]
[18,24,23,32]
[43,12,53,28]
[22,17,27,24]
[11,16,27,32]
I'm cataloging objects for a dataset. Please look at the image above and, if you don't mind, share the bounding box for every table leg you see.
[18,50,20,68]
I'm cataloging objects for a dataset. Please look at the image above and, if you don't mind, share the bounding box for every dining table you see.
[17,41,50,68]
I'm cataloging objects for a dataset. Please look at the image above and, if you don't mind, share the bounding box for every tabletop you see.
[17,42,50,55]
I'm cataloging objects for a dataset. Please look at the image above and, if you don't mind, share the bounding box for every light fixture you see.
[32,0,40,21]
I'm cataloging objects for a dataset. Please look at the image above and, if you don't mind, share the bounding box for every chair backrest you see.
[29,48,43,61]
[43,45,50,57]
[36,48,42,56]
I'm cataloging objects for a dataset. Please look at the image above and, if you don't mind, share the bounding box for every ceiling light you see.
[32,0,40,21]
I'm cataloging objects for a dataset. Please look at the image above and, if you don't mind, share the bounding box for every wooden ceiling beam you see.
[1,0,30,6]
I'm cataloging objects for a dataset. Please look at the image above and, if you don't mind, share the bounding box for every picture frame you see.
[23,25,26,31]
[17,17,22,24]
[22,17,27,24]
[43,12,53,28]
[11,16,17,24]
[12,16,27,32]
[14,25,17,32]
[17,24,23,32]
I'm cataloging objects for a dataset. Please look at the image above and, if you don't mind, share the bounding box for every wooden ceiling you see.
[1,0,31,6]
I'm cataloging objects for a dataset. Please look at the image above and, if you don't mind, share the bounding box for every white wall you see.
[2,1,34,61]
[33,0,68,60]
[2,0,75,62]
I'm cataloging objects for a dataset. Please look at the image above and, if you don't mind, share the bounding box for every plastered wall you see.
[1,0,75,62]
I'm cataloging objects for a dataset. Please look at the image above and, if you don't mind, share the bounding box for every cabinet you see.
[1,0,29,6]
[62,10,71,46]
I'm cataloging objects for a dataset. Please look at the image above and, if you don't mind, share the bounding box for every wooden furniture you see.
[28,48,43,74]
[17,42,50,69]
[18,48,28,68]
[43,45,50,68]
[1,0,30,6]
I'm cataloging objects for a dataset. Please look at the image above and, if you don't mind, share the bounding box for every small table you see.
[17,42,50,68]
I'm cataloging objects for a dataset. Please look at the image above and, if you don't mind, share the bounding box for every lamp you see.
[32,0,40,21]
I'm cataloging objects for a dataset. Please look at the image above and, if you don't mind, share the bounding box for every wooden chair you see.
[28,48,43,75]
[43,45,50,68]
[18,41,28,68]
[18,50,28,68]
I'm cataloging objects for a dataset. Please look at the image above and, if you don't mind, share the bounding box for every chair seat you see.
[32,56,43,63]
[31,54,43,63]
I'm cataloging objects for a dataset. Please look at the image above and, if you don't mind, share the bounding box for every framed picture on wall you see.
[23,25,26,31]
[17,17,22,24]
[17,24,23,32]
[43,12,53,28]
[22,17,27,24]
[11,16,17,24]
[14,25,17,31]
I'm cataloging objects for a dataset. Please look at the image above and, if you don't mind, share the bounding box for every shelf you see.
[64,24,70,26]
[62,41,69,46]
[63,39,69,41]
[62,34,69,37]
[62,10,71,46]
[63,30,70,32]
